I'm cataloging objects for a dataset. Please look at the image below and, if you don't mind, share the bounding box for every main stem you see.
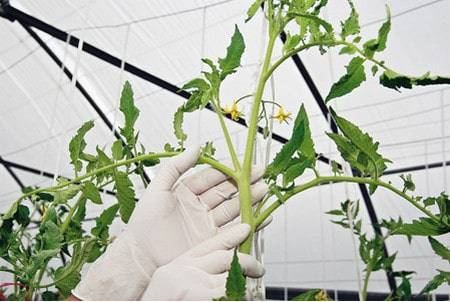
[239,33,276,254]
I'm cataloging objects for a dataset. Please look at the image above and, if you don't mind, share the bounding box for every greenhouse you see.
[0,0,449,300]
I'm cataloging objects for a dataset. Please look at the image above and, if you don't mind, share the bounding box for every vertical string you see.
[441,90,448,191]
[197,7,207,146]
[112,24,131,134]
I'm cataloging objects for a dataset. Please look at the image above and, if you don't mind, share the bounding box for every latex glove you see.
[73,147,268,300]
[141,223,264,301]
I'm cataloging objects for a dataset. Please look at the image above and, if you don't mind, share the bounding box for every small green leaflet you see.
[220,249,246,301]
[82,181,102,204]
[264,120,306,181]
[69,121,94,173]
[40,220,63,250]
[380,70,450,91]
[119,81,139,146]
[283,32,302,54]
[363,5,391,58]
[325,57,366,102]
[115,171,136,223]
[14,205,30,226]
[420,270,450,294]
[340,0,360,39]
[265,105,316,183]
[400,174,415,193]
[54,266,81,297]
[173,107,187,144]
[52,186,81,204]
[290,13,333,34]
[218,25,245,79]
[91,204,119,240]
[246,0,264,22]
[428,237,450,262]
[111,140,124,161]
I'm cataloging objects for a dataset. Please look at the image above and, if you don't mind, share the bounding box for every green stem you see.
[239,32,277,254]
[256,175,440,227]
[361,264,372,301]
[211,99,241,171]
[3,152,236,220]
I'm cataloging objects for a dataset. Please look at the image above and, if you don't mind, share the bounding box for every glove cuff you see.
[73,232,157,300]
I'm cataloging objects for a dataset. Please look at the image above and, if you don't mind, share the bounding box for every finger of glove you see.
[209,273,227,288]
[151,146,200,191]
[208,287,226,300]
[186,223,250,257]
[211,181,268,227]
[196,250,265,278]
[182,166,229,195]
[200,166,265,210]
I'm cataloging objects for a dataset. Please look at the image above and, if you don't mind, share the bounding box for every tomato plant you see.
[1,0,449,300]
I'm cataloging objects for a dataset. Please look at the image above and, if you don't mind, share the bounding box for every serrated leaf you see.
[181,78,210,92]
[119,81,139,146]
[340,1,360,39]
[218,25,245,79]
[115,171,136,223]
[173,107,187,144]
[225,249,246,300]
[82,181,102,204]
[330,109,390,178]
[325,57,366,102]
[264,120,306,181]
[282,157,313,186]
[54,267,81,297]
[297,105,316,164]
[52,186,81,204]
[363,6,390,58]
[91,204,119,240]
[428,237,450,262]
[292,289,322,301]
[420,270,450,294]
[339,45,356,55]
[380,70,450,91]
[394,218,450,236]
[283,32,302,54]
[40,220,63,250]
[69,121,94,173]
[400,174,415,192]
[246,0,264,22]
[111,140,124,161]
[14,205,30,226]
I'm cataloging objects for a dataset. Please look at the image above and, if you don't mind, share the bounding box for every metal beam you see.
[0,155,25,189]
[17,22,151,184]
[279,31,397,291]
[0,3,337,168]
[384,160,450,175]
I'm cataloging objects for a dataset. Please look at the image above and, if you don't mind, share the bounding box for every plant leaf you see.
[173,107,187,144]
[246,0,264,22]
[325,57,366,102]
[218,25,245,79]
[292,289,322,301]
[420,270,450,294]
[224,249,246,300]
[394,218,450,236]
[428,237,450,262]
[91,204,119,241]
[69,121,94,173]
[115,171,136,223]
[82,181,102,204]
[380,70,450,91]
[363,6,391,57]
[340,1,360,39]
[111,140,124,161]
[119,81,139,146]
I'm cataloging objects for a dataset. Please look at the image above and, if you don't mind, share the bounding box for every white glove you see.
[141,223,264,301]
[73,147,268,300]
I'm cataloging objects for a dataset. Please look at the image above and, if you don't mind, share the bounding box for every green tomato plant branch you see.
[1,0,450,300]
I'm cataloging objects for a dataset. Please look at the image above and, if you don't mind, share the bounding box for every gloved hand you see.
[73,146,269,300]
[141,223,264,301]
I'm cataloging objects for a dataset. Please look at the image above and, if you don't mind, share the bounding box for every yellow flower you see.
[272,106,292,123]
[223,101,242,121]
[315,290,329,301]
